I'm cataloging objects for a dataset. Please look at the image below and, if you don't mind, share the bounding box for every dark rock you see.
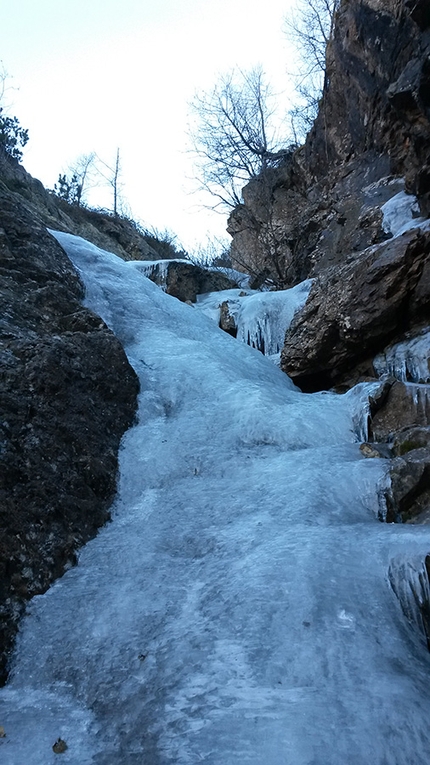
[385,448,430,523]
[392,426,430,455]
[0,161,139,683]
[405,0,430,30]
[280,230,430,391]
[52,738,68,754]
[219,301,237,335]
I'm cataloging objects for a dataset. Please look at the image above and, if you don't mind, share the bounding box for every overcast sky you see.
[1,0,296,253]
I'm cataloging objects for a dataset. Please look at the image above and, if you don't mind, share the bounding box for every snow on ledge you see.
[381,191,430,238]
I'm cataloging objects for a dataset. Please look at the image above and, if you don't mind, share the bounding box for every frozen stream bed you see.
[2,234,430,764]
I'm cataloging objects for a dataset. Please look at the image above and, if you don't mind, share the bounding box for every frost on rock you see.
[374,330,430,383]
[196,288,252,324]
[381,191,428,237]
[2,232,430,765]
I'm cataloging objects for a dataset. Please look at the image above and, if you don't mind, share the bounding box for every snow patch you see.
[381,191,429,237]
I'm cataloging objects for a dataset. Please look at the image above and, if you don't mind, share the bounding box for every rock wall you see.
[227,0,430,287]
[0,151,139,682]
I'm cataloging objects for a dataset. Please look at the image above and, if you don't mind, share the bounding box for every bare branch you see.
[285,0,340,139]
[188,67,294,211]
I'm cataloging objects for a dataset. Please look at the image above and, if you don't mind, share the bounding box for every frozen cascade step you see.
[1,233,430,765]
[196,280,312,359]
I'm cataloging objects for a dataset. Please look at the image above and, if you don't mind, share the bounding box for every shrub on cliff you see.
[0,107,29,161]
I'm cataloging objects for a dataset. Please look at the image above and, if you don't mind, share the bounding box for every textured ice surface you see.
[381,191,429,237]
[374,330,430,383]
[2,233,430,765]
[196,281,311,358]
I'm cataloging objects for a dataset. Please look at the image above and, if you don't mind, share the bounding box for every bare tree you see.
[189,67,294,211]
[53,152,96,206]
[285,0,340,137]
[97,148,123,216]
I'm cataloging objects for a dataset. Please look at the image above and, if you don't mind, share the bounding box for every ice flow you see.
[1,233,430,765]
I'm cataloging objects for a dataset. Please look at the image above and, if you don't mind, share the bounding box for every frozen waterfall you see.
[1,233,430,765]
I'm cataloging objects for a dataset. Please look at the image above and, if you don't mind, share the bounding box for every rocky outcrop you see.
[132,260,239,303]
[280,229,430,390]
[0,155,139,682]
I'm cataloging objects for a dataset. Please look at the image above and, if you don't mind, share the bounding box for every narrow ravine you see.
[1,234,430,765]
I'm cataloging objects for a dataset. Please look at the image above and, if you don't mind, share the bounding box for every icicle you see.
[235,280,312,357]
[389,556,430,649]
[344,382,383,442]
[374,330,430,384]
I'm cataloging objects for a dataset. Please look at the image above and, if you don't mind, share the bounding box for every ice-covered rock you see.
[128,259,238,302]
[374,330,430,384]
[389,556,430,645]
[370,381,430,441]
[381,190,425,237]
[235,281,312,357]
[196,281,312,360]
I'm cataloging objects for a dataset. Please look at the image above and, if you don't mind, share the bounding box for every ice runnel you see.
[2,233,430,765]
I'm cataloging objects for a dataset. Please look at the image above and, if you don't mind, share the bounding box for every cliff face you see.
[228,0,430,286]
[0,151,140,682]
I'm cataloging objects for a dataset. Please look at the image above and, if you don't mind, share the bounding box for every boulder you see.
[280,229,430,391]
[134,260,238,303]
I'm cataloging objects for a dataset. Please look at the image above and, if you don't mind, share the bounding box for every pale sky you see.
[1,0,297,253]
